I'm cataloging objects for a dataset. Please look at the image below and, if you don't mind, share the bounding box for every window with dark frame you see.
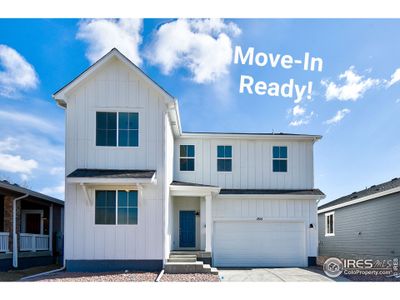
[217,145,232,172]
[180,145,195,171]
[95,190,138,225]
[96,112,139,147]
[272,146,288,172]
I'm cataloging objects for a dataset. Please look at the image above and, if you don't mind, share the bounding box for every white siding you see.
[174,137,314,189]
[64,57,168,260]
[213,196,318,257]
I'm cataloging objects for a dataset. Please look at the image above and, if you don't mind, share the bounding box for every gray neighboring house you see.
[317,177,400,264]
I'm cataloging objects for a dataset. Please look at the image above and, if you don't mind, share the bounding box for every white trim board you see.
[318,186,400,214]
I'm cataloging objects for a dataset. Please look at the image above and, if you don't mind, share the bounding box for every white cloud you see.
[292,105,305,117]
[324,108,351,125]
[147,18,241,83]
[0,45,39,98]
[387,68,400,87]
[321,66,380,101]
[40,181,65,198]
[0,153,38,174]
[289,111,314,127]
[49,167,64,175]
[0,110,59,133]
[77,19,143,64]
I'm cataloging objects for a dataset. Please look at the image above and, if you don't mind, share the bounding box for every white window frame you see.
[94,110,140,148]
[21,209,44,234]
[272,145,288,173]
[217,145,233,173]
[94,189,139,226]
[325,211,335,236]
[179,144,195,172]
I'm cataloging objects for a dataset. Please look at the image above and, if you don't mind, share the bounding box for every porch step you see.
[168,256,197,263]
[169,254,197,260]
[165,253,218,274]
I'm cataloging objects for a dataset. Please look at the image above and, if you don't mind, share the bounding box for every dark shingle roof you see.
[318,177,400,210]
[220,189,325,195]
[171,181,219,188]
[0,180,64,205]
[67,169,156,179]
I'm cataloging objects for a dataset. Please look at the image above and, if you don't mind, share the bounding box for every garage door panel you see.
[214,221,306,267]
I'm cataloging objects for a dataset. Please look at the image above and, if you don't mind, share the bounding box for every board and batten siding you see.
[64,57,168,261]
[174,137,314,189]
[214,197,318,257]
[318,193,400,259]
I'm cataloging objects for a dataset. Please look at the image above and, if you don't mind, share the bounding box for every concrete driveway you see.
[219,267,349,282]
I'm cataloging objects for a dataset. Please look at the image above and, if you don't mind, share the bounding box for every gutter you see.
[13,193,29,268]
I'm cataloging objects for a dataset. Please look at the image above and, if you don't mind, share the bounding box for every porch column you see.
[205,194,212,252]
[49,204,53,253]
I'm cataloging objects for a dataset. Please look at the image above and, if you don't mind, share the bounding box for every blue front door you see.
[179,211,196,248]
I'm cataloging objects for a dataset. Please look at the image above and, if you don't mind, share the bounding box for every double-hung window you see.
[95,190,138,225]
[96,112,139,147]
[180,145,195,171]
[272,146,288,172]
[325,212,335,236]
[217,145,232,172]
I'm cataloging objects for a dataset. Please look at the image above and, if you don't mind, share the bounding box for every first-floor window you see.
[325,212,334,236]
[95,190,138,225]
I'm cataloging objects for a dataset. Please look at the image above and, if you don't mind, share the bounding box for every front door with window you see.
[179,210,196,248]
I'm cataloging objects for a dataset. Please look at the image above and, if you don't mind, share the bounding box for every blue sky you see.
[0,19,400,204]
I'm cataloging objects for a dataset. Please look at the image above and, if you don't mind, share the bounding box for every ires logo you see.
[343,259,374,269]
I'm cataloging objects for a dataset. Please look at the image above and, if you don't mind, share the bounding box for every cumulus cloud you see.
[0,136,38,177]
[324,109,351,125]
[0,45,39,98]
[77,19,143,64]
[321,66,380,101]
[387,68,400,87]
[146,18,241,83]
[289,111,314,127]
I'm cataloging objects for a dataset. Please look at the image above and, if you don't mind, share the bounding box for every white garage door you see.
[213,221,307,267]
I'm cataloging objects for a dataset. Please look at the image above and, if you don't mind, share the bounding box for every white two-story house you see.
[53,48,325,272]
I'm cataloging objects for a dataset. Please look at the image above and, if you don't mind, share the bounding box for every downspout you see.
[13,193,29,268]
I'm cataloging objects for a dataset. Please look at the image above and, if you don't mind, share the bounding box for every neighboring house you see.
[0,180,64,271]
[53,48,324,272]
[318,177,400,263]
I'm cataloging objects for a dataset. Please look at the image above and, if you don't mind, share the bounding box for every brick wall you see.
[3,195,20,251]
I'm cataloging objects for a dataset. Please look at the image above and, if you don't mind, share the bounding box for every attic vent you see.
[391,177,398,181]
[375,188,381,191]
[350,195,358,200]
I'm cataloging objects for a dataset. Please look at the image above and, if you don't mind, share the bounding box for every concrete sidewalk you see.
[219,267,349,282]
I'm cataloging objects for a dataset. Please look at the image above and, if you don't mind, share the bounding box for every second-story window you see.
[96,112,139,147]
[272,146,287,172]
[96,112,117,146]
[118,112,139,147]
[217,145,232,172]
[180,145,195,171]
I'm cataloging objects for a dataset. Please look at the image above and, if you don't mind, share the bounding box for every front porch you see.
[168,181,220,269]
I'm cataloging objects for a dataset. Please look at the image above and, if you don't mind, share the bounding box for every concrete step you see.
[210,267,219,275]
[169,254,197,259]
[164,261,204,274]
[167,257,197,263]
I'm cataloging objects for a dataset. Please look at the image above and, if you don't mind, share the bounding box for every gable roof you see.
[0,180,64,206]
[52,48,176,106]
[318,177,400,212]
